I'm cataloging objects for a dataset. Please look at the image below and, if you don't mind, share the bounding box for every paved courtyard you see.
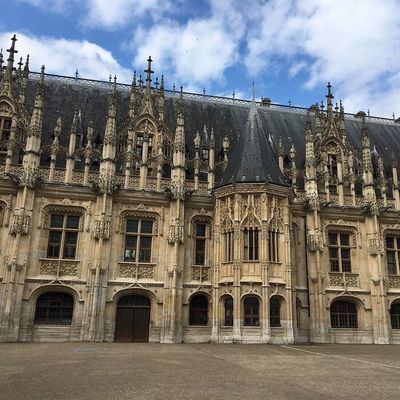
[1,343,400,400]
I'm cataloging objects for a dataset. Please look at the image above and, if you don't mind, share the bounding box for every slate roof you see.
[216,100,289,187]
[24,74,400,186]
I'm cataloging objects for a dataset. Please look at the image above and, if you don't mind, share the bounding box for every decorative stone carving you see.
[119,262,154,279]
[307,232,322,252]
[329,272,359,287]
[92,220,110,240]
[367,235,383,255]
[39,259,79,276]
[388,276,400,289]
[168,223,184,243]
[192,266,210,281]
[40,205,85,231]
[10,215,31,235]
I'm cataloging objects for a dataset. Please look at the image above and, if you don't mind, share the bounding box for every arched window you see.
[330,300,357,328]
[223,297,233,326]
[270,297,281,327]
[390,302,400,329]
[244,297,259,326]
[244,228,259,261]
[34,292,74,325]
[189,295,208,325]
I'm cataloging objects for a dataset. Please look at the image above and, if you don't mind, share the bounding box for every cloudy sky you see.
[1,0,399,118]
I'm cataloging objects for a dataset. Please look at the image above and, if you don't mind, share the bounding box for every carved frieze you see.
[388,275,400,289]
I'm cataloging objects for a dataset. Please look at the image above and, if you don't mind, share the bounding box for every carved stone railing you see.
[388,275,400,289]
[329,272,359,287]
[118,262,155,279]
[39,258,79,276]
[192,266,211,281]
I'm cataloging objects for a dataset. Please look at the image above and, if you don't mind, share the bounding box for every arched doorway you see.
[115,295,151,342]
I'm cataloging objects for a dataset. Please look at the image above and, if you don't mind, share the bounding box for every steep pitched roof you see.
[216,100,289,187]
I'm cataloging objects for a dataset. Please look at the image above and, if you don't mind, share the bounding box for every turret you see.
[391,148,400,210]
[193,131,201,190]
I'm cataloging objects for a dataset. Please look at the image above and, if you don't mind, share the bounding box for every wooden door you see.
[115,295,150,342]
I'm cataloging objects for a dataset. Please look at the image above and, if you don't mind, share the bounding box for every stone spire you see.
[64,111,78,183]
[21,65,45,186]
[138,56,155,116]
[48,115,62,182]
[102,76,117,161]
[208,127,215,189]
[0,35,18,98]
[171,86,186,188]
[128,71,137,119]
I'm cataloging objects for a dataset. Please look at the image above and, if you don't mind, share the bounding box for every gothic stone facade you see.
[1,36,400,344]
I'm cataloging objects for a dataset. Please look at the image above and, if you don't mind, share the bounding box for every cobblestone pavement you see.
[1,343,400,400]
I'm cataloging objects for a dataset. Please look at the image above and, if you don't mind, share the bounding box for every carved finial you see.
[6,34,18,71]
[160,74,164,94]
[252,81,255,102]
[0,49,3,69]
[18,57,23,71]
[23,54,29,74]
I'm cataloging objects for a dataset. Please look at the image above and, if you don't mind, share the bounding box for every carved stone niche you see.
[10,215,31,235]
[367,235,383,256]
[307,232,322,252]
[91,220,110,240]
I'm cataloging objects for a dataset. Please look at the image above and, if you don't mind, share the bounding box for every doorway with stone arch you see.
[115,294,151,342]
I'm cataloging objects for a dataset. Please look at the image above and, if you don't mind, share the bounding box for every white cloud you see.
[83,0,171,30]
[130,0,244,89]
[243,0,400,117]
[0,32,131,82]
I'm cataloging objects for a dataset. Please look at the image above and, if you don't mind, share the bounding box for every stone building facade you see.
[1,35,400,344]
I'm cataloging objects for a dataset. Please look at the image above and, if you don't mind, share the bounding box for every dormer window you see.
[135,134,143,157]
[202,148,209,161]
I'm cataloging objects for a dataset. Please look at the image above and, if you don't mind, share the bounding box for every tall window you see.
[244,297,259,326]
[135,134,143,157]
[244,228,259,261]
[270,297,281,327]
[385,236,400,275]
[330,300,357,328]
[195,223,206,265]
[47,214,80,259]
[224,297,233,326]
[189,295,208,325]
[268,229,279,262]
[224,230,234,262]
[327,153,338,194]
[390,303,400,329]
[34,292,74,325]
[0,117,11,151]
[124,219,153,263]
[328,233,351,272]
